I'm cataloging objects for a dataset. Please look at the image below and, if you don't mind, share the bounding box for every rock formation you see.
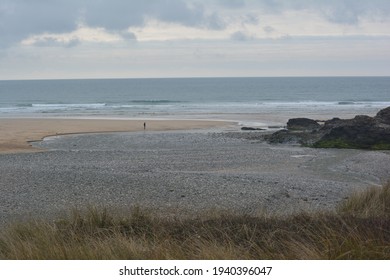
[266,106,390,150]
[287,118,321,131]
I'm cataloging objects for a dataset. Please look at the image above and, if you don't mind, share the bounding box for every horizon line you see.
[1,75,390,82]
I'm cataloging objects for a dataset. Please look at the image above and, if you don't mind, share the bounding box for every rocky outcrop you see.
[266,106,390,150]
[266,130,321,145]
[314,114,390,149]
[287,118,321,131]
[241,127,265,131]
[375,106,390,125]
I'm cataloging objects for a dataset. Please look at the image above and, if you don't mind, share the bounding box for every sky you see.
[1,0,390,80]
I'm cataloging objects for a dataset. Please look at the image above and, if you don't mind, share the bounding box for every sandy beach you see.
[0,118,232,154]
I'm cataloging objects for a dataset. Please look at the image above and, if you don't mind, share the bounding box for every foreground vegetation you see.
[1,182,390,259]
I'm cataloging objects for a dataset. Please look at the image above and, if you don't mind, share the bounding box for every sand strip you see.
[0,118,233,154]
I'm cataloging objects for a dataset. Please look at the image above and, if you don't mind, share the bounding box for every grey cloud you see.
[120,31,137,41]
[205,12,226,29]
[151,1,205,27]
[254,0,283,13]
[263,26,275,33]
[65,38,81,48]
[230,31,252,41]
[0,0,79,47]
[81,1,146,30]
[0,0,226,48]
[219,0,390,26]
[216,0,246,9]
[321,3,361,25]
[252,0,390,25]
[84,1,226,30]
[242,14,259,25]
[316,0,390,25]
[1,0,390,50]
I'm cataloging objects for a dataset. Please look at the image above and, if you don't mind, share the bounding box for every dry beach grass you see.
[1,116,389,259]
[0,181,389,260]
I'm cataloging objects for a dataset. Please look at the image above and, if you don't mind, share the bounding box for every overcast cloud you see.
[0,0,389,79]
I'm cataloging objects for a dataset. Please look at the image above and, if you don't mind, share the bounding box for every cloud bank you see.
[1,0,390,47]
[0,0,389,79]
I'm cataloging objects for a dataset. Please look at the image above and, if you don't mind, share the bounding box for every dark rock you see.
[265,130,318,145]
[322,117,342,128]
[314,110,390,149]
[375,106,390,125]
[241,127,265,131]
[322,115,375,132]
[266,130,299,144]
[287,118,321,131]
[315,113,390,149]
[266,106,390,150]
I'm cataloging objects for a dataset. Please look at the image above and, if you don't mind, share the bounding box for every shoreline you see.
[0,105,385,154]
[0,118,235,154]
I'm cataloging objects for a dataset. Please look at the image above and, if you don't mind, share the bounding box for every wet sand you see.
[0,118,233,153]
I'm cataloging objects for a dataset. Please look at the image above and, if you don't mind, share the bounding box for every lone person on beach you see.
[143,122,146,130]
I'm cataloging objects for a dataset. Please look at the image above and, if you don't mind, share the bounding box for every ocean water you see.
[1,77,389,126]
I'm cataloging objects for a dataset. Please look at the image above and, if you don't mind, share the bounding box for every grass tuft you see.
[337,181,390,217]
[1,183,390,259]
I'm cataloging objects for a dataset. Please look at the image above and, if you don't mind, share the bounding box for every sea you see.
[1,77,389,127]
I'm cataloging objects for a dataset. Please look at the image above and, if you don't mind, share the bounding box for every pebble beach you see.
[1,125,389,225]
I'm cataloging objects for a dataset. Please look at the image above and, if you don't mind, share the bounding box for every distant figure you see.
[143,122,146,130]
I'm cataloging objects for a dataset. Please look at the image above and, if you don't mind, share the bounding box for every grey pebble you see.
[0,130,389,225]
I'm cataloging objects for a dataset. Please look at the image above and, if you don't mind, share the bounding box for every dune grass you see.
[1,182,390,260]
